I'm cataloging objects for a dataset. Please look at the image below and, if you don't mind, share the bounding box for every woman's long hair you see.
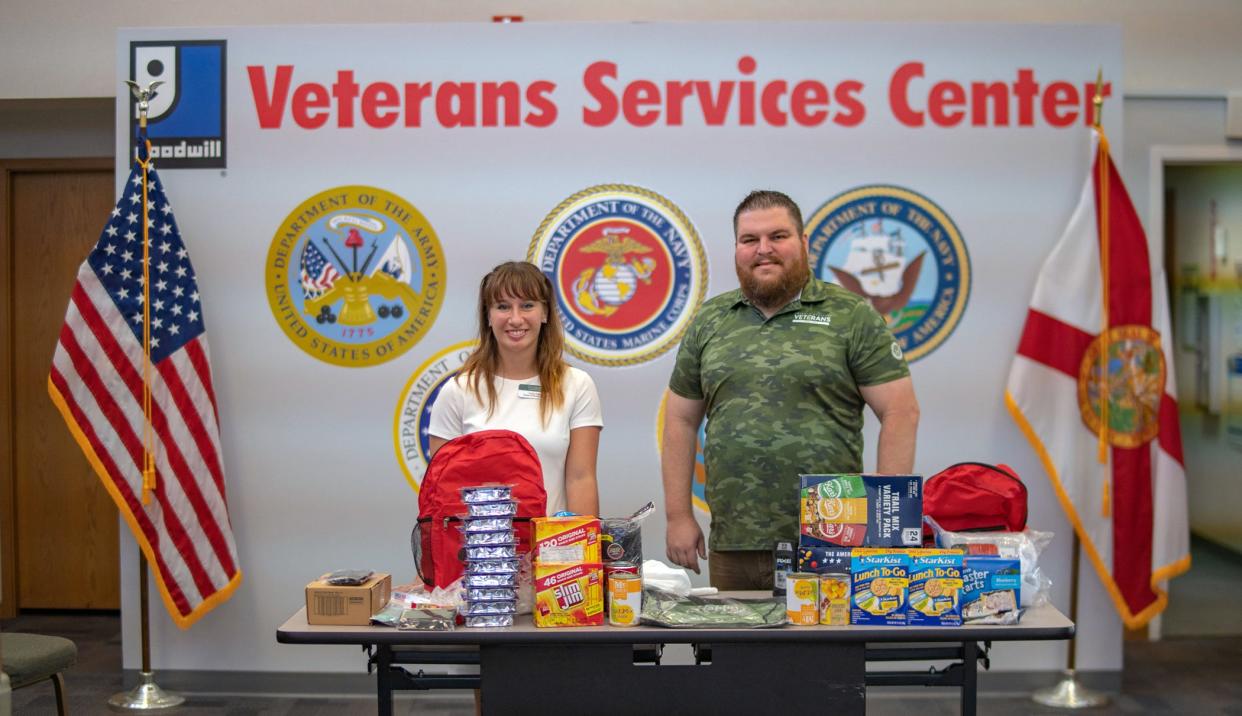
[460,261,567,425]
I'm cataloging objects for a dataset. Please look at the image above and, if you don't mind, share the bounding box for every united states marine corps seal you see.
[1078,326,1165,448]
[265,186,445,367]
[806,185,970,363]
[393,341,475,492]
[528,185,707,366]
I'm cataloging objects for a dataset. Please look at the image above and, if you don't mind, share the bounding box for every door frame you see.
[1145,143,1242,640]
[0,156,113,617]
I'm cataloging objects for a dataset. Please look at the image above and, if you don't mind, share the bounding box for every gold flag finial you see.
[1092,68,1105,128]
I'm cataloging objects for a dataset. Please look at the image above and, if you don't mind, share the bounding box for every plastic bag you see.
[639,587,787,628]
[601,501,655,563]
[642,559,692,597]
[925,516,1052,608]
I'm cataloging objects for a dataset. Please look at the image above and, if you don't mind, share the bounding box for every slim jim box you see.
[533,516,601,563]
[305,572,391,625]
[534,562,604,627]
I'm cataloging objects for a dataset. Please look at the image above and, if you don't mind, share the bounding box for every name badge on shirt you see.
[517,383,542,400]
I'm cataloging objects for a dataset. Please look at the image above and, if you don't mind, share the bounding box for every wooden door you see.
[1,159,119,613]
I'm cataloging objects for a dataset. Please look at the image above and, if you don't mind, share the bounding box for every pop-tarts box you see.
[800,474,923,548]
[850,548,909,626]
[961,556,1021,623]
[797,546,852,576]
[907,549,964,626]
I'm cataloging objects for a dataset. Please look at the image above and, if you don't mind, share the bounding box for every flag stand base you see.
[107,672,185,711]
[1031,669,1108,709]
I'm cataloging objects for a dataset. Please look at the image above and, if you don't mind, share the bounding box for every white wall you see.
[2,0,1240,685]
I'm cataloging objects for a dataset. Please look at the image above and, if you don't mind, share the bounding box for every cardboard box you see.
[850,548,909,626]
[533,562,604,627]
[305,572,391,625]
[533,516,601,563]
[799,474,923,548]
[907,549,964,626]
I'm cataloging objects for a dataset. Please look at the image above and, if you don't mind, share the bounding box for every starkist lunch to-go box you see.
[907,549,964,626]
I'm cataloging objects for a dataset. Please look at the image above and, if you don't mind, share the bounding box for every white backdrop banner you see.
[114,22,1122,672]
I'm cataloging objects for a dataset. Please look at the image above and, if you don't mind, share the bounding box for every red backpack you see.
[922,462,1028,545]
[414,430,546,589]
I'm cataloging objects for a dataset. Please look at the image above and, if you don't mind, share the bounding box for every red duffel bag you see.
[922,462,1028,545]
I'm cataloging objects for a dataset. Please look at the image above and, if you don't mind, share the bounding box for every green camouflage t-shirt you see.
[668,277,910,550]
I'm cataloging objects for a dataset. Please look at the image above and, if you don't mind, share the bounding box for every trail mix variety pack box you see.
[850,548,909,626]
[799,474,923,548]
[907,549,964,626]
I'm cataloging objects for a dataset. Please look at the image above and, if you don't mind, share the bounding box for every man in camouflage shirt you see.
[662,190,920,590]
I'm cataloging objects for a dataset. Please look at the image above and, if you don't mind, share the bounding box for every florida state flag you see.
[1005,128,1189,629]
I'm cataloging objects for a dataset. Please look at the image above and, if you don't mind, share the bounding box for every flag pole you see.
[106,81,185,713]
[1031,69,1111,710]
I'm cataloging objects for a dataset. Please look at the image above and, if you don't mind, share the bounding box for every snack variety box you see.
[962,556,1021,623]
[799,474,922,548]
[533,516,601,563]
[907,549,964,626]
[534,562,604,627]
[796,546,852,576]
[850,548,909,626]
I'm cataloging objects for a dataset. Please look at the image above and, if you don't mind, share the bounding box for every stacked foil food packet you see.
[460,485,519,627]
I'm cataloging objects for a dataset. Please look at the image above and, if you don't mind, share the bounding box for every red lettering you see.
[1042,81,1079,127]
[248,65,292,129]
[696,81,734,126]
[582,61,618,127]
[889,61,924,127]
[833,81,865,127]
[970,82,1009,126]
[292,82,329,129]
[623,80,661,127]
[331,70,359,128]
[403,82,432,127]
[737,56,756,126]
[525,81,558,127]
[789,80,826,126]
[1014,69,1039,126]
[929,80,966,126]
[361,82,399,128]
[482,81,520,127]
[436,82,475,128]
[760,80,788,126]
[666,81,695,126]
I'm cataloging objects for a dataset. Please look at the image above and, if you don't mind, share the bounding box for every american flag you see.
[47,154,241,629]
[300,241,340,299]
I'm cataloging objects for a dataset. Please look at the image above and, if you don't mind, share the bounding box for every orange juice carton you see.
[533,562,604,627]
[533,516,601,563]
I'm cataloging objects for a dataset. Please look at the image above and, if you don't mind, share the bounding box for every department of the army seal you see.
[528,184,707,366]
[806,185,970,363]
[265,185,445,367]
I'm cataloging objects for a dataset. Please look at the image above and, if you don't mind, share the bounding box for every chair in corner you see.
[2,631,78,716]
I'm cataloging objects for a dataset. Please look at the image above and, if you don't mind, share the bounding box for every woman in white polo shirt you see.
[428,261,602,515]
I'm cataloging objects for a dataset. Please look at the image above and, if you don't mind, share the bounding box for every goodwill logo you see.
[807,185,971,363]
[393,341,475,492]
[129,40,227,168]
[529,185,707,367]
[264,185,445,367]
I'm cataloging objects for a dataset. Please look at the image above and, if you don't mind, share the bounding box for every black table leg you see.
[376,644,394,716]
[961,640,977,716]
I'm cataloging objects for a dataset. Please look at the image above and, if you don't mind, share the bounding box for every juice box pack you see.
[907,549,964,626]
[533,516,601,563]
[799,474,922,548]
[850,548,909,626]
[533,562,604,627]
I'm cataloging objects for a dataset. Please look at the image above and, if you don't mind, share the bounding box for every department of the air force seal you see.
[528,185,707,366]
[1078,326,1165,449]
[393,340,475,493]
[265,186,444,367]
[806,185,970,363]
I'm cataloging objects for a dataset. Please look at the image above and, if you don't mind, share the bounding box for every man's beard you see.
[736,246,810,309]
